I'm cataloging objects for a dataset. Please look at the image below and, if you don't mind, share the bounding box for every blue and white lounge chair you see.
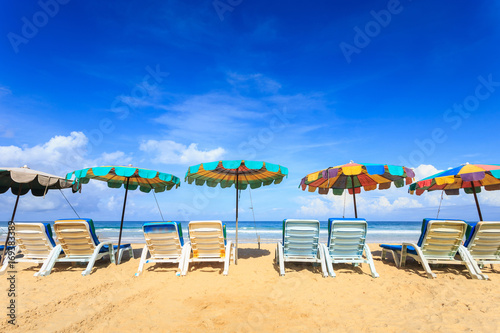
[463,221,500,278]
[276,219,327,277]
[39,219,133,276]
[380,219,484,279]
[321,218,378,278]
[136,221,189,276]
[181,220,234,276]
[0,223,58,276]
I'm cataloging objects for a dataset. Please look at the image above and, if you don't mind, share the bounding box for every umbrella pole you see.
[351,175,358,218]
[235,170,239,264]
[116,177,130,264]
[2,189,21,262]
[470,182,483,221]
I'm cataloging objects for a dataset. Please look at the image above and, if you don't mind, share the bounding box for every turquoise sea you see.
[1,220,425,244]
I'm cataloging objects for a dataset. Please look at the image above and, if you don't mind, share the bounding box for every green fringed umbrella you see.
[185,160,288,263]
[66,165,180,263]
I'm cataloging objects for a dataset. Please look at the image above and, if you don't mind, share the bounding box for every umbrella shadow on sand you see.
[237,247,270,259]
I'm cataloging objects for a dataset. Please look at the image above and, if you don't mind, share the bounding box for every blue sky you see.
[1,0,499,222]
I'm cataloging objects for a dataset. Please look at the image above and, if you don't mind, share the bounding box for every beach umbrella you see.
[1,166,76,260]
[185,160,288,263]
[66,165,181,263]
[409,163,500,221]
[300,161,415,218]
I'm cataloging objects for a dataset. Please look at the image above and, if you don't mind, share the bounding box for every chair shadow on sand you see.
[378,249,481,279]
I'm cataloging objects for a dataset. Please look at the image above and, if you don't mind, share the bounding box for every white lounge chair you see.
[135,221,189,276]
[181,220,234,276]
[275,219,327,277]
[39,219,133,276]
[380,219,485,279]
[321,218,378,278]
[463,221,500,279]
[0,223,58,276]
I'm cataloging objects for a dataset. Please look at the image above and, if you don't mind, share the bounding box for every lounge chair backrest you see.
[327,218,367,258]
[143,222,184,258]
[464,221,500,259]
[15,223,56,259]
[188,221,226,258]
[418,219,467,258]
[54,219,99,256]
[282,219,320,258]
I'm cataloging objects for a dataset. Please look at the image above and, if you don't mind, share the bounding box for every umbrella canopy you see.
[409,163,500,221]
[1,166,75,196]
[300,161,415,218]
[185,160,288,263]
[1,166,75,260]
[67,165,181,263]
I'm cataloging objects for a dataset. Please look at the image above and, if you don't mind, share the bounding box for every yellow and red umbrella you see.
[300,161,415,218]
[409,163,500,220]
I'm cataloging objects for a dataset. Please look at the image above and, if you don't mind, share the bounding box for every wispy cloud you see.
[140,140,225,165]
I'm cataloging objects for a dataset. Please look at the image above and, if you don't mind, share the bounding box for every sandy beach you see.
[1,243,499,333]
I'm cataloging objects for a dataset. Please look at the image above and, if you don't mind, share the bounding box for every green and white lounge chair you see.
[380,219,484,279]
[135,221,189,276]
[39,219,133,276]
[181,220,234,276]
[321,218,378,278]
[463,221,500,278]
[0,223,58,276]
[275,219,327,277]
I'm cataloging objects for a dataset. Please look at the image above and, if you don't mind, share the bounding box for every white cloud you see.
[0,86,12,98]
[140,140,225,165]
[413,164,441,181]
[0,131,132,175]
[226,72,282,94]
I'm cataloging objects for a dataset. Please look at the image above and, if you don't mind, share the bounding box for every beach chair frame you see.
[39,219,133,276]
[464,221,500,278]
[321,218,379,278]
[182,221,235,276]
[276,219,328,277]
[381,219,485,279]
[136,221,189,276]
[0,223,58,276]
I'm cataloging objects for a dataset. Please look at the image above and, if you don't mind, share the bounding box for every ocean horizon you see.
[1,220,428,244]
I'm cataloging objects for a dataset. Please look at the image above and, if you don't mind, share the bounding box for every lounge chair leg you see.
[38,245,61,277]
[318,244,328,278]
[364,244,379,278]
[223,241,232,275]
[458,246,486,280]
[277,242,285,276]
[412,245,436,279]
[322,244,335,277]
[0,246,19,275]
[135,245,149,277]
[181,243,191,276]
[400,245,408,268]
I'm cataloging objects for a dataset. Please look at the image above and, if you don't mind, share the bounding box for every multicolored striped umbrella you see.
[409,163,500,220]
[300,162,415,218]
[67,165,181,263]
[185,160,288,262]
